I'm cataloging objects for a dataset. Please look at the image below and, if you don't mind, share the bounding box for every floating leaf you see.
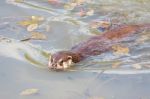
[132,64,142,70]
[21,32,47,41]
[88,96,105,99]
[90,22,100,29]
[112,45,130,56]
[86,9,94,16]
[18,20,37,27]
[99,21,111,28]
[20,38,31,42]
[112,61,121,69]
[31,32,47,40]
[136,35,149,44]
[48,0,60,4]
[27,24,38,32]
[18,16,43,27]
[64,3,76,10]
[73,0,85,5]
[66,19,80,25]
[89,28,101,35]
[31,16,44,21]
[14,0,23,3]
[90,21,111,31]
[20,88,39,96]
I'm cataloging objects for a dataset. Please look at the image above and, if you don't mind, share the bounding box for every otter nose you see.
[48,62,57,69]
[48,64,64,71]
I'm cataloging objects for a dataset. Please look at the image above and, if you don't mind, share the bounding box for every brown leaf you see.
[73,0,85,5]
[31,16,44,21]
[18,16,44,27]
[31,32,47,40]
[48,0,60,4]
[90,21,111,29]
[20,88,39,96]
[64,3,76,10]
[112,45,130,56]
[27,24,38,32]
[18,20,37,27]
[88,96,105,99]
[112,61,122,69]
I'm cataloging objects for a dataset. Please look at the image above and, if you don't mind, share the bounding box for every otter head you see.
[48,51,81,70]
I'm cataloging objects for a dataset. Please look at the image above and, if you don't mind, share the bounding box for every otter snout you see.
[48,52,74,70]
[48,61,66,70]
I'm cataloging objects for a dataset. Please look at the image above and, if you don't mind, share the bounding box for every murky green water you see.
[0,0,150,99]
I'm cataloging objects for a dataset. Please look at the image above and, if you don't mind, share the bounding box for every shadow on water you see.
[0,0,150,99]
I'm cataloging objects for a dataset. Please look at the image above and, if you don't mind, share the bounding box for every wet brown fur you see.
[50,24,150,66]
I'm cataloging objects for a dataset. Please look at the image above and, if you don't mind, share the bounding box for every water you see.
[0,0,150,99]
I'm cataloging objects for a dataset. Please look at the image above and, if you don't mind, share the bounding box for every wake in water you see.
[0,36,49,68]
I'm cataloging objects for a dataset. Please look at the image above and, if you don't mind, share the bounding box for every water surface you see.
[0,0,150,99]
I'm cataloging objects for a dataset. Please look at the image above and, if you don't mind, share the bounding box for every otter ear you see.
[67,56,72,60]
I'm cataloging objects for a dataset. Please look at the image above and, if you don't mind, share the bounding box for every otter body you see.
[48,24,149,70]
[71,25,142,57]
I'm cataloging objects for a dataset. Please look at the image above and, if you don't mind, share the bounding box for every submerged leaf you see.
[31,32,47,40]
[27,24,38,32]
[31,16,44,21]
[18,20,37,26]
[20,88,39,96]
[112,61,122,69]
[112,45,130,56]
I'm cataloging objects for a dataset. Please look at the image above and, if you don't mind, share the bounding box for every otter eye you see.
[59,60,63,66]
[67,56,72,60]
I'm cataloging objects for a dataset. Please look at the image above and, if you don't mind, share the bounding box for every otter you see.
[48,24,150,70]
